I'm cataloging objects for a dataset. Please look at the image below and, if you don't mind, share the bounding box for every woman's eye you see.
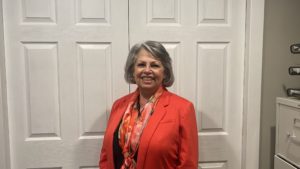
[151,64,160,68]
[137,63,145,67]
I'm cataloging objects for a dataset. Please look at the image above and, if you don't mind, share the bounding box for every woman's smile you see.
[141,76,154,83]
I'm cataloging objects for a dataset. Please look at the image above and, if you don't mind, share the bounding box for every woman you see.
[99,41,198,169]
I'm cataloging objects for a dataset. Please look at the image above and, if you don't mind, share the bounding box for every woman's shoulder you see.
[113,92,135,107]
[165,90,193,106]
[112,92,135,107]
[164,91,196,116]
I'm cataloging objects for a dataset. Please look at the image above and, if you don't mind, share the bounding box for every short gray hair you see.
[124,40,174,87]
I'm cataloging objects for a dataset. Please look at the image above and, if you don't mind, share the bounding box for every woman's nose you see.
[144,65,152,73]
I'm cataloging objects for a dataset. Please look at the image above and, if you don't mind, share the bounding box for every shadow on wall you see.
[270,126,276,169]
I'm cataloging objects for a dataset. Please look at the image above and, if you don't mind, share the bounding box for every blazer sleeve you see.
[99,146,108,169]
[177,102,198,169]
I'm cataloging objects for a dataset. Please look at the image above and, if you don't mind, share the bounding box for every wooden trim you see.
[242,0,265,168]
[0,0,10,168]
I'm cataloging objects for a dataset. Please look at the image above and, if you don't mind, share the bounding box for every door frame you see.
[243,0,265,169]
[0,0,265,168]
[0,0,10,168]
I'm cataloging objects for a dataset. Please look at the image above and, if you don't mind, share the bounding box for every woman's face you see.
[133,48,165,94]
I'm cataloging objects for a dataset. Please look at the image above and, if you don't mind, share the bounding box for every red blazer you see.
[99,90,198,169]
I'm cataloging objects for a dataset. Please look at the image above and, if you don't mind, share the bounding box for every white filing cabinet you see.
[275,97,300,169]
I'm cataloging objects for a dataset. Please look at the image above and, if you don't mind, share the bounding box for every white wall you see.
[0,0,10,168]
[260,0,300,168]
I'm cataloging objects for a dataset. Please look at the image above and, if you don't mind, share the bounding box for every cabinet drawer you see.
[274,155,297,169]
[276,98,300,167]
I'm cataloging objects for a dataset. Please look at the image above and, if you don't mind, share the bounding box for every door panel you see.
[129,0,245,168]
[4,0,128,168]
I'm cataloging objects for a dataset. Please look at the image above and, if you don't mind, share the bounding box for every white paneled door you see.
[3,0,128,168]
[130,0,245,168]
[3,0,246,169]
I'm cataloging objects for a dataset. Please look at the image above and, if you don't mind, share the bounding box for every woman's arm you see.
[99,146,108,169]
[177,102,199,169]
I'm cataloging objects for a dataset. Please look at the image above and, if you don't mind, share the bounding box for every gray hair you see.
[124,40,174,87]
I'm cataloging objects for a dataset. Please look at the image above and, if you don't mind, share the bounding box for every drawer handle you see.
[287,132,300,143]
[286,132,296,139]
[294,118,300,128]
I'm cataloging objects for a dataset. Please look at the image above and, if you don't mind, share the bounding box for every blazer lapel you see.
[136,91,171,169]
[109,91,138,133]
[106,92,137,168]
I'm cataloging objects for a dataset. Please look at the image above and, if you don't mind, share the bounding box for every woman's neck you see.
[138,86,163,106]
[139,91,152,106]
[138,88,157,106]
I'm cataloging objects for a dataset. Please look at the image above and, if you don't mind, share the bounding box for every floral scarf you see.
[118,86,164,169]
